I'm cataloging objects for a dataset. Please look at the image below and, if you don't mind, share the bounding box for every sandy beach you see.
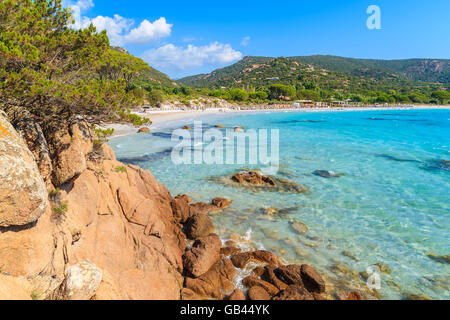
[102,105,450,138]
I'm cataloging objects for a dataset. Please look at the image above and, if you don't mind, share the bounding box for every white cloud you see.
[142,42,243,73]
[124,18,172,45]
[63,0,172,46]
[241,36,251,46]
[88,15,134,46]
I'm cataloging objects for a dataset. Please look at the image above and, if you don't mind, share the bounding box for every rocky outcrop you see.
[0,115,186,300]
[277,265,303,285]
[242,276,280,296]
[184,257,237,299]
[275,264,326,293]
[301,264,326,293]
[15,117,53,185]
[183,234,222,278]
[272,285,314,300]
[50,260,102,300]
[49,121,93,187]
[0,111,48,227]
[185,213,215,240]
[171,194,192,223]
[262,265,288,291]
[0,114,334,301]
[231,250,283,269]
[248,286,271,300]
[228,289,246,300]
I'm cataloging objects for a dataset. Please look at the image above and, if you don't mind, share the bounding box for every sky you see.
[62,0,450,79]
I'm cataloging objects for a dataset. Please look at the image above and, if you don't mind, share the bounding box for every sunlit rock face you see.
[0,111,48,227]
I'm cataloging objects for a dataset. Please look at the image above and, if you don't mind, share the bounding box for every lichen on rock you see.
[0,112,48,227]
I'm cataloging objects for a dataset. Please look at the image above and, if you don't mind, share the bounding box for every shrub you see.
[48,188,61,200]
[52,202,68,224]
[115,166,127,173]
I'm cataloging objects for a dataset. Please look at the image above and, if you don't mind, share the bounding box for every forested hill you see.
[178,55,450,89]
[292,55,450,84]
[110,47,178,89]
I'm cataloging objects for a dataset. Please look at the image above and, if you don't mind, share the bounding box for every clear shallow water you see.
[110,109,450,300]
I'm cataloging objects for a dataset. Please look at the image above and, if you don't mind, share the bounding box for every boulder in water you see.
[225,171,308,193]
[313,170,341,178]
[211,197,232,208]
[138,127,150,134]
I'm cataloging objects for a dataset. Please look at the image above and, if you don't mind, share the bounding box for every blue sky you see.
[63,0,450,79]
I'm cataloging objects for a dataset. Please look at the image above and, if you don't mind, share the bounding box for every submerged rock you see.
[232,171,276,186]
[341,251,359,261]
[216,171,309,194]
[313,170,341,178]
[404,293,431,300]
[427,253,450,265]
[259,206,298,216]
[422,159,450,172]
[290,221,309,235]
[374,262,392,274]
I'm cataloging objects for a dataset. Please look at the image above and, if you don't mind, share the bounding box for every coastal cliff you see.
[0,111,349,301]
[0,111,185,300]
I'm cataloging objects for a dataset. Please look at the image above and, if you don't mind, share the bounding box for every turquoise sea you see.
[110,109,450,300]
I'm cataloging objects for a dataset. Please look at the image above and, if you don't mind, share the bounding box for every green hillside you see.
[111,47,178,89]
[178,56,450,104]
[292,55,450,84]
[179,56,444,92]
